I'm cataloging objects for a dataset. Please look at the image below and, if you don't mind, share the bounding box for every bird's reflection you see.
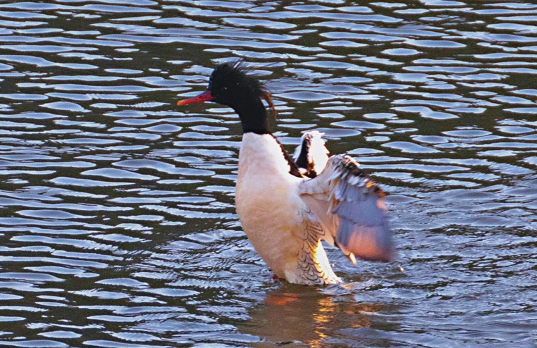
[239,283,386,347]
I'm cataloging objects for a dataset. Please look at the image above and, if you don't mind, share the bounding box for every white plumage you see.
[177,62,393,285]
[236,133,392,285]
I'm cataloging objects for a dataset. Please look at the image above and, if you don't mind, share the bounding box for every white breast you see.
[235,134,304,278]
[235,133,339,284]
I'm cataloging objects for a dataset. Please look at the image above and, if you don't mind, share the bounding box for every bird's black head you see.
[177,61,275,134]
[208,62,265,107]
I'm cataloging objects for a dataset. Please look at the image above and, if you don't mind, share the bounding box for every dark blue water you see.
[0,1,536,347]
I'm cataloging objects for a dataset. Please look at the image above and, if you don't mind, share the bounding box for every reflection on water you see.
[0,0,536,347]
[243,284,391,348]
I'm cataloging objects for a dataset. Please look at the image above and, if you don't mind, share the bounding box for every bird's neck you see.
[238,133,303,178]
[231,95,302,178]
[233,97,270,135]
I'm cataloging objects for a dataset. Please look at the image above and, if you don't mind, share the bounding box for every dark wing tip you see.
[332,154,386,198]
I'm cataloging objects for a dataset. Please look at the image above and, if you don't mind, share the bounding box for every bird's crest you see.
[209,61,277,117]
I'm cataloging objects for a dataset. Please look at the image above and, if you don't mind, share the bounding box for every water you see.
[0,0,536,347]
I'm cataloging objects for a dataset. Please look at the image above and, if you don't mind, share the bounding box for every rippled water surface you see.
[0,0,536,347]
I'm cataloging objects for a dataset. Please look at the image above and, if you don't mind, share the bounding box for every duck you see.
[177,61,393,285]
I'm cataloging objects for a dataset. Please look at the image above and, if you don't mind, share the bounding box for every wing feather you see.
[293,131,329,178]
[298,154,393,263]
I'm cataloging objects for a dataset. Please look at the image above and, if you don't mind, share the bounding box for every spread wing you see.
[298,154,393,263]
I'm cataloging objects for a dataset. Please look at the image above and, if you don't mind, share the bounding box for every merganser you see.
[177,62,393,285]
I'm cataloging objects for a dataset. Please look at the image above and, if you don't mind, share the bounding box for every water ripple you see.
[0,1,535,347]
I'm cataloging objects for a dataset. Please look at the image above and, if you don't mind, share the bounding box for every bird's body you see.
[236,133,339,284]
[177,62,393,285]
